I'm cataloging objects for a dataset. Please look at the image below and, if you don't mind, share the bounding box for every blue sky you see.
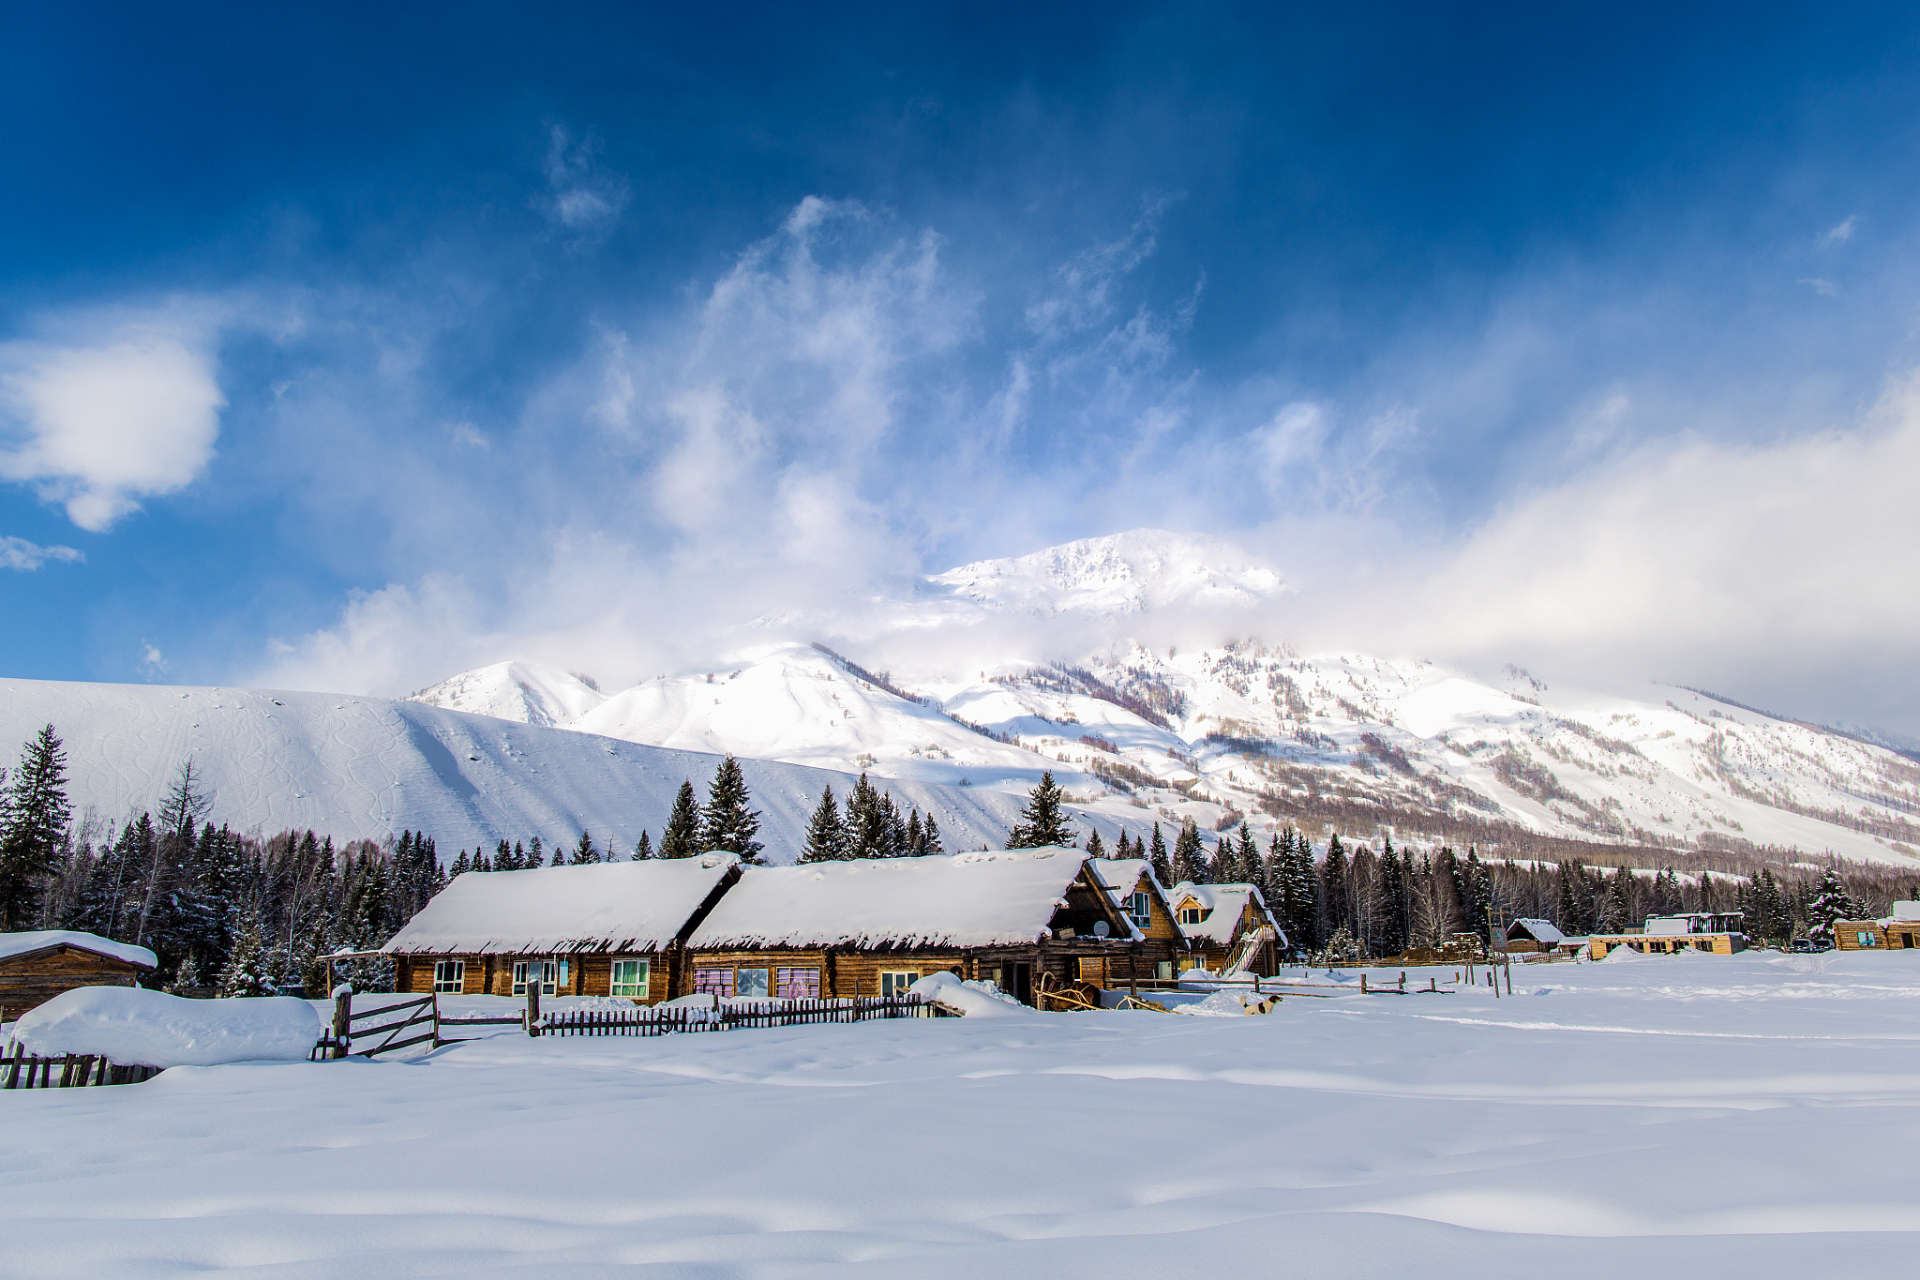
[4,3,1920,730]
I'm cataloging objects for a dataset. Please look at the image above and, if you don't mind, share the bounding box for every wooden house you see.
[0,931,157,1024]
[383,854,742,1003]
[1587,912,1748,959]
[1835,901,1920,950]
[1089,857,1189,983]
[683,848,1141,1007]
[1504,918,1566,954]
[1166,882,1284,976]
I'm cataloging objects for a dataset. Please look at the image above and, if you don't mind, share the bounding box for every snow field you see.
[3,951,1918,1277]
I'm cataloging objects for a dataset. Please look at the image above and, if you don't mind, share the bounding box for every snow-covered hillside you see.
[412,530,1920,867]
[0,679,1131,860]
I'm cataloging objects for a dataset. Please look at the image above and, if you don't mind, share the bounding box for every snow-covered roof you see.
[688,848,1129,950]
[384,855,739,955]
[1089,857,1165,898]
[1167,882,1271,946]
[0,930,156,969]
[1890,901,1920,922]
[1507,918,1565,945]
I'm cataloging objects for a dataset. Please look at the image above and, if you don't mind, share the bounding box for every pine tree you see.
[1288,829,1321,952]
[217,919,275,998]
[450,849,471,876]
[1321,834,1352,939]
[1165,818,1200,883]
[660,781,702,858]
[921,812,944,857]
[0,724,72,931]
[1148,824,1171,885]
[801,786,848,863]
[1234,822,1258,884]
[881,793,908,858]
[1007,772,1075,849]
[1808,867,1863,944]
[571,830,601,865]
[632,831,653,861]
[1597,865,1633,934]
[1085,828,1106,858]
[700,755,764,862]
[1378,838,1410,956]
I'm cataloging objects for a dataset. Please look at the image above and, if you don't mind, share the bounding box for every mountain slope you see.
[922,528,1285,617]
[0,678,1124,861]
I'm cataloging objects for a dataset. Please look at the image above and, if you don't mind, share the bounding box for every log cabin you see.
[1835,902,1920,950]
[683,848,1141,1007]
[1587,912,1749,959]
[0,931,157,1024]
[1503,918,1566,954]
[1166,882,1284,975]
[1089,857,1189,983]
[383,854,741,1002]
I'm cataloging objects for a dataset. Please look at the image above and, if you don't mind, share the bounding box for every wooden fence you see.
[0,1045,161,1089]
[539,994,941,1037]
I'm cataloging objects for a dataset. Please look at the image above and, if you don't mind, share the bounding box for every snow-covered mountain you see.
[922,528,1285,618]
[412,530,1920,868]
[0,678,1148,861]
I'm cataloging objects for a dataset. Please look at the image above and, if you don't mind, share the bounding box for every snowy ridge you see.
[0,678,1140,860]
[922,528,1285,618]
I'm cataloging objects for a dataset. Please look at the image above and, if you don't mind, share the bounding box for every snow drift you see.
[9,987,320,1067]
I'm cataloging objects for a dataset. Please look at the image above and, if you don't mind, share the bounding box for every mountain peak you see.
[923,529,1285,618]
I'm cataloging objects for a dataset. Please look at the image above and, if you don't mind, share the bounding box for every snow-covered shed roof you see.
[1507,918,1565,945]
[1888,901,1920,923]
[384,855,740,955]
[0,930,157,969]
[1089,857,1165,898]
[687,848,1134,950]
[1167,882,1273,947]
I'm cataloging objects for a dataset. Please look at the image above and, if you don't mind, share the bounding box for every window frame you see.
[735,967,771,999]
[1129,891,1152,929]
[511,959,564,996]
[433,959,465,993]
[879,970,921,998]
[775,966,820,999]
[693,967,734,998]
[1178,905,1206,925]
[609,958,650,999]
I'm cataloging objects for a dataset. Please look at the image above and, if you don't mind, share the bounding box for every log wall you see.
[0,946,150,1023]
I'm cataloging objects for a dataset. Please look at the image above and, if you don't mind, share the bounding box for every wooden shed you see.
[383,854,742,1003]
[684,848,1141,1008]
[1089,857,1189,983]
[1835,903,1920,951]
[1166,882,1284,976]
[0,931,157,1024]
[1504,918,1566,954]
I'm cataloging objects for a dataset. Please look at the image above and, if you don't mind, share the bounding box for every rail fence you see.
[1,1045,161,1089]
[539,994,941,1036]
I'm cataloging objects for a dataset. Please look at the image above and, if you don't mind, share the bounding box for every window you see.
[609,959,650,999]
[776,967,820,999]
[433,960,465,993]
[693,968,734,998]
[1179,906,1206,925]
[1859,931,1878,947]
[736,968,770,998]
[1129,891,1152,929]
[879,970,920,997]
[512,960,566,996]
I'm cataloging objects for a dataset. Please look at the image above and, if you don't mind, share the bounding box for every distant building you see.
[1504,918,1565,953]
[0,931,156,1023]
[1166,882,1284,976]
[1588,913,1748,959]
[1833,901,1920,951]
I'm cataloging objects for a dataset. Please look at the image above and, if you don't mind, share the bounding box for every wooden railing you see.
[539,994,942,1037]
[1,1046,161,1089]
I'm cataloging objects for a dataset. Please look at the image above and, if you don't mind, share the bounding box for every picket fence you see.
[0,1045,161,1089]
[539,994,942,1036]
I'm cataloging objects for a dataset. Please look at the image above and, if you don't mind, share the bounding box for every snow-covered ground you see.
[4,951,1916,1276]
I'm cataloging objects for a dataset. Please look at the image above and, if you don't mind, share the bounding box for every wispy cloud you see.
[1820,215,1858,247]
[0,535,83,571]
[534,125,630,238]
[0,302,226,531]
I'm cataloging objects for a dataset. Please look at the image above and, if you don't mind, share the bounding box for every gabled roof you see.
[0,930,156,970]
[688,848,1133,950]
[1168,882,1275,947]
[1088,857,1166,898]
[384,855,739,955]
[1507,918,1565,945]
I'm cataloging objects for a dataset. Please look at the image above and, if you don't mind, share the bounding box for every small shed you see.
[684,848,1140,1007]
[383,854,742,1003]
[1505,918,1566,953]
[1089,857,1189,983]
[0,931,157,1024]
[1836,902,1920,951]
[1166,882,1284,976]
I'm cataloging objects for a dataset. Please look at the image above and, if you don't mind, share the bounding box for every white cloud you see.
[0,315,225,531]
[0,535,83,571]
[140,642,169,679]
[534,125,630,236]
[1820,216,1857,247]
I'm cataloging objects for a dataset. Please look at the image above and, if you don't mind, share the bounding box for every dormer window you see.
[1179,905,1206,925]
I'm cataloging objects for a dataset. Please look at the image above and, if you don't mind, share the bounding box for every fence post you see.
[332,983,352,1059]
[526,973,541,1037]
